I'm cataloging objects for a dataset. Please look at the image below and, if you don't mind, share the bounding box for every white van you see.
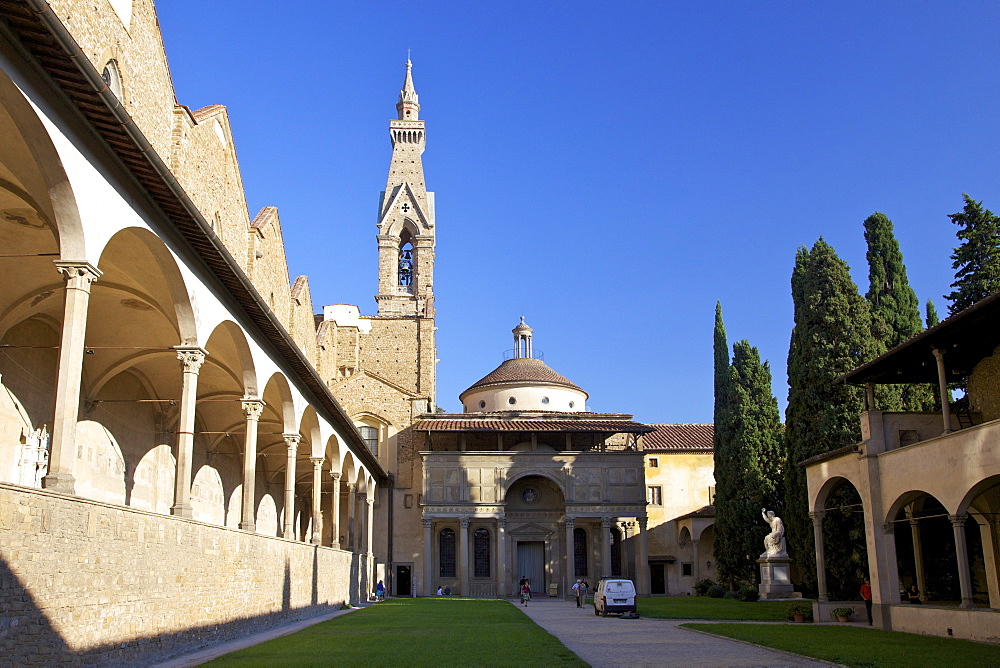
[593,578,637,616]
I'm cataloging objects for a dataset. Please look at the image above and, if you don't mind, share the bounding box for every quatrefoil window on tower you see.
[401,202,410,213]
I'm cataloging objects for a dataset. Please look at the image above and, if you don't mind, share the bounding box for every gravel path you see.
[513,598,836,668]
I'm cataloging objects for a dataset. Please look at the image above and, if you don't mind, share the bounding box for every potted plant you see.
[785,602,812,623]
[832,607,854,622]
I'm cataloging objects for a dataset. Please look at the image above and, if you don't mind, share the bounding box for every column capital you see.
[601,516,612,528]
[283,432,301,449]
[54,261,102,286]
[241,398,265,420]
[497,518,506,530]
[459,516,470,528]
[421,517,433,529]
[564,515,575,528]
[949,514,967,527]
[311,456,324,468]
[882,522,895,535]
[174,346,208,373]
[809,510,826,525]
[347,481,357,492]
[637,516,648,530]
[356,490,367,501]
[330,471,342,482]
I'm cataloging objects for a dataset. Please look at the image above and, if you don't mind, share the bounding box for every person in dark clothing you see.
[907,584,921,604]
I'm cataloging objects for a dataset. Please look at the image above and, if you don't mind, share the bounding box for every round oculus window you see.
[522,488,539,504]
[508,397,517,405]
[541,397,549,405]
[479,400,486,409]
[569,401,575,409]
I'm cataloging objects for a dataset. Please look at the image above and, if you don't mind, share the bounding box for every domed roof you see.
[462,357,584,396]
[512,316,533,334]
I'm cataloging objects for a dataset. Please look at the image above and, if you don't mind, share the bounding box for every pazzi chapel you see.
[0,0,716,662]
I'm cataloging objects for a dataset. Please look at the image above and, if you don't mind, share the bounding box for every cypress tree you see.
[863,212,933,411]
[925,299,940,328]
[784,239,876,595]
[946,194,1000,315]
[723,340,783,585]
[712,302,738,587]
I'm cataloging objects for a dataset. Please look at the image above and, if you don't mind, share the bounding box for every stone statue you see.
[761,508,786,557]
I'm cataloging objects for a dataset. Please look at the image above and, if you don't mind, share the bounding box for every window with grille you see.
[439,528,456,577]
[360,426,378,454]
[473,528,490,577]
[573,527,588,577]
[647,485,662,506]
[648,457,658,468]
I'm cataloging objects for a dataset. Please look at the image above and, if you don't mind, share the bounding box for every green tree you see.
[723,340,783,585]
[863,212,933,411]
[712,303,739,586]
[784,239,876,595]
[946,194,1000,315]
[925,299,940,328]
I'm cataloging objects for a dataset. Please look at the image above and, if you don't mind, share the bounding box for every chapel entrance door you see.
[395,565,411,597]
[517,541,545,594]
[650,563,666,594]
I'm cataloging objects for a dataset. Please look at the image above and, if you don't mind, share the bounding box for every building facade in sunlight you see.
[0,0,383,663]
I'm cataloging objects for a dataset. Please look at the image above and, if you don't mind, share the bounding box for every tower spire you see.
[397,59,420,120]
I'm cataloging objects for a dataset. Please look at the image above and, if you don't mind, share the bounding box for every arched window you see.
[101,59,123,99]
[398,229,414,287]
[359,426,378,455]
[573,527,588,577]
[439,528,456,577]
[474,528,490,577]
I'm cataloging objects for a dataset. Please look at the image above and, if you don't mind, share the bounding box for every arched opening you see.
[890,493,969,604]
[817,477,868,600]
[398,228,414,288]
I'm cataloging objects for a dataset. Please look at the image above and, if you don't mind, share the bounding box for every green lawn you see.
[683,623,1000,667]
[636,596,797,621]
[204,599,585,667]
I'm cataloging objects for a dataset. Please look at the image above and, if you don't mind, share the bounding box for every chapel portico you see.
[413,320,654,598]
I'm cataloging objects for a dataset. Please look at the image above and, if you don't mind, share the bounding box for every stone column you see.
[907,511,928,601]
[600,517,612,577]
[366,495,375,556]
[951,514,975,608]
[932,348,953,434]
[346,482,357,551]
[636,516,650,595]
[497,518,508,597]
[459,516,470,595]
[423,517,433,596]
[44,262,101,494]
[282,433,300,539]
[310,457,324,544]
[811,511,829,602]
[330,472,341,549]
[356,490,369,554]
[239,399,264,531]
[171,347,207,518]
[692,538,701,583]
[565,517,576,596]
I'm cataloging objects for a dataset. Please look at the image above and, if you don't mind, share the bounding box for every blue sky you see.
[157,2,1000,423]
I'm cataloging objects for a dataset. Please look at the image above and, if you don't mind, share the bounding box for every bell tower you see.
[376,60,435,317]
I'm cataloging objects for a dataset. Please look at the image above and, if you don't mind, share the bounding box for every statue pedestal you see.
[758,553,797,599]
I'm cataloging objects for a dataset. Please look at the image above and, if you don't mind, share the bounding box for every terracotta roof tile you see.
[643,424,714,452]
[675,504,716,520]
[412,418,653,433]
[462,358,583,395]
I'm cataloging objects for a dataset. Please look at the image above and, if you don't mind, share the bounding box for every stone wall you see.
[0,483,354,665]
[969,345,1000,423]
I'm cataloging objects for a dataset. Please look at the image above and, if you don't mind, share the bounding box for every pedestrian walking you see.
[520,581,531,606]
